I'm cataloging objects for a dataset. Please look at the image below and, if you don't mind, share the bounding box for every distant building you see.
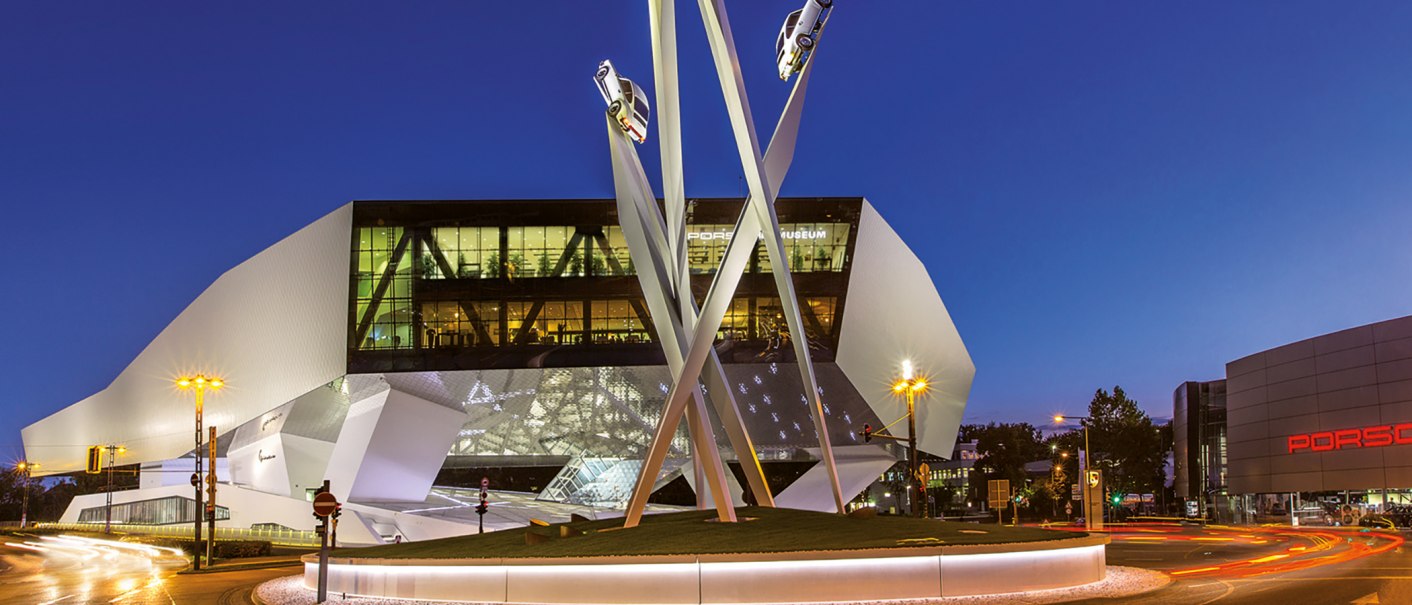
[1173,380,1229,520]
[22,198,975,542]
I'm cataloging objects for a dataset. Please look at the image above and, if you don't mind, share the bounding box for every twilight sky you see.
[2,1,1411,460]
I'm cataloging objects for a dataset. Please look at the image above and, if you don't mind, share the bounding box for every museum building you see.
[22,197,974,543]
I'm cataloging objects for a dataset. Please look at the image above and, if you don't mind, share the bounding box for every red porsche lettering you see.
[1310,432,1336,451]
[1364,425,1394,447]
[1286,422,1412,453]
[1397,423,1412,445]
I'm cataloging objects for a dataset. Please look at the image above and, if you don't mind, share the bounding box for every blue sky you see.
[3,1,1411,458]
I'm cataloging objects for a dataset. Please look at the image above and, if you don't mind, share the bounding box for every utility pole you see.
[105,445,115,533]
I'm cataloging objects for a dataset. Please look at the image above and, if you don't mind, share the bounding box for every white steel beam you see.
[607,115,737,523]
[622,2,843,525]
[693,0,843,512]
[648,0,774,511]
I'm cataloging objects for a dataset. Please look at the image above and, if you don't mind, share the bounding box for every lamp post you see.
[16,461,36,528]
[893,360,928,518]
[1053,415,1093,530]
[177,374,222,570]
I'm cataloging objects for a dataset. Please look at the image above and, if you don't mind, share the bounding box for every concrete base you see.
[304,536,1108,603]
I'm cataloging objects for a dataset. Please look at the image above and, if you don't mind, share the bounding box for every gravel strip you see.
[256,565,1168,605]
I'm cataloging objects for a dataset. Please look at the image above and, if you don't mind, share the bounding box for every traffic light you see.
[86,446,103,474]
[475,501,489,515]
[1110,492,1122,506]
[862,424,872,443]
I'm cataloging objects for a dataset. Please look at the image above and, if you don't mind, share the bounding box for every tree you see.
[965,422,1046,519]
[1073,386,1167,513]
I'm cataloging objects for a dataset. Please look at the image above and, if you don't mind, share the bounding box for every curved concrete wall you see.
[304,539,1106,603]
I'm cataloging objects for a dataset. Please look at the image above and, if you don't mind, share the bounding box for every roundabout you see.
[296,508,1110,604]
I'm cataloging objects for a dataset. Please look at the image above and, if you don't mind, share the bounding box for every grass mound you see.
[338,507,1079,560]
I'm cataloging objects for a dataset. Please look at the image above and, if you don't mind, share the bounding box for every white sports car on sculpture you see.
[594,59,651,144]
[776,0,832,81]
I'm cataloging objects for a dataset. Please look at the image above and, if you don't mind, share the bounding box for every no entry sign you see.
[313,491,339,517]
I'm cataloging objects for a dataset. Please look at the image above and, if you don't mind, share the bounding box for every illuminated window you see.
[590,300,652,344]
[508,301,586,344]
[426,226,501,279]
[354,227,413,350]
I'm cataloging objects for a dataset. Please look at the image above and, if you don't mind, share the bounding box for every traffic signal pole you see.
[207,425,217,566]
[906,384,921,518]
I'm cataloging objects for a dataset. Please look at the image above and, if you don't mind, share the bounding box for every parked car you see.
[594,59,651,144]
[775,0,832,81]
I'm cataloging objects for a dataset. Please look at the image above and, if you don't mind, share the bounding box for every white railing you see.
[32,522,320,547]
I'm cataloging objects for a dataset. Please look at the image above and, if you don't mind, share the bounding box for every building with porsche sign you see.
[1177,314,1412,524]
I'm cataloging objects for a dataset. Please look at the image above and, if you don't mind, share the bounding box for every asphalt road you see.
[1071,523,1411,604]
[0,534,293,605]
[1,526,1407,604]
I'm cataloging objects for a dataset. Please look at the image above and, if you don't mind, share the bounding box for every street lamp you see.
[1053,414,1094,530]
[176,374,223,571]
[16,461,37,528]
[893,360,928,518]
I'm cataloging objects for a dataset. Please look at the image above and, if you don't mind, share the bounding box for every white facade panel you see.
[326,388,469,503]
[23,204,352,475]
[835,200,974,457]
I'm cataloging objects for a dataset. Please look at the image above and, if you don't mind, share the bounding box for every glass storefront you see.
[78,495,230,525]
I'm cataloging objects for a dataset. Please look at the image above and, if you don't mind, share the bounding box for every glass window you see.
[78,496,229,525]
[685,224,736,275]
[601,226,635,275]
[505,300,586,344]
[686,222,849,274]
[590,300,652,344]
[353,226,413,350]
[803,296,838,338]
[426,226,500,279]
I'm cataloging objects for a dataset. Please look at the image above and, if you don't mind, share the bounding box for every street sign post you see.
[312,481,338,603]
[986,479,1010,524]
[477,477,490,534]
[1083,470,1104,531]
[207,426,217,565]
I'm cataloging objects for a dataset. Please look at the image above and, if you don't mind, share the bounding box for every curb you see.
[177,559,304,575]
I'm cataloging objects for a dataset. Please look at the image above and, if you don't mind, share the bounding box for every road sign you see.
[918,463,930,480]
[313,491,339,517]
[1065,502,1073,515]
[1072,483,1082,501]
[86,446,103,474]
[986,479,1010,509]
[190,472,200,487]
[481,477,490,489]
